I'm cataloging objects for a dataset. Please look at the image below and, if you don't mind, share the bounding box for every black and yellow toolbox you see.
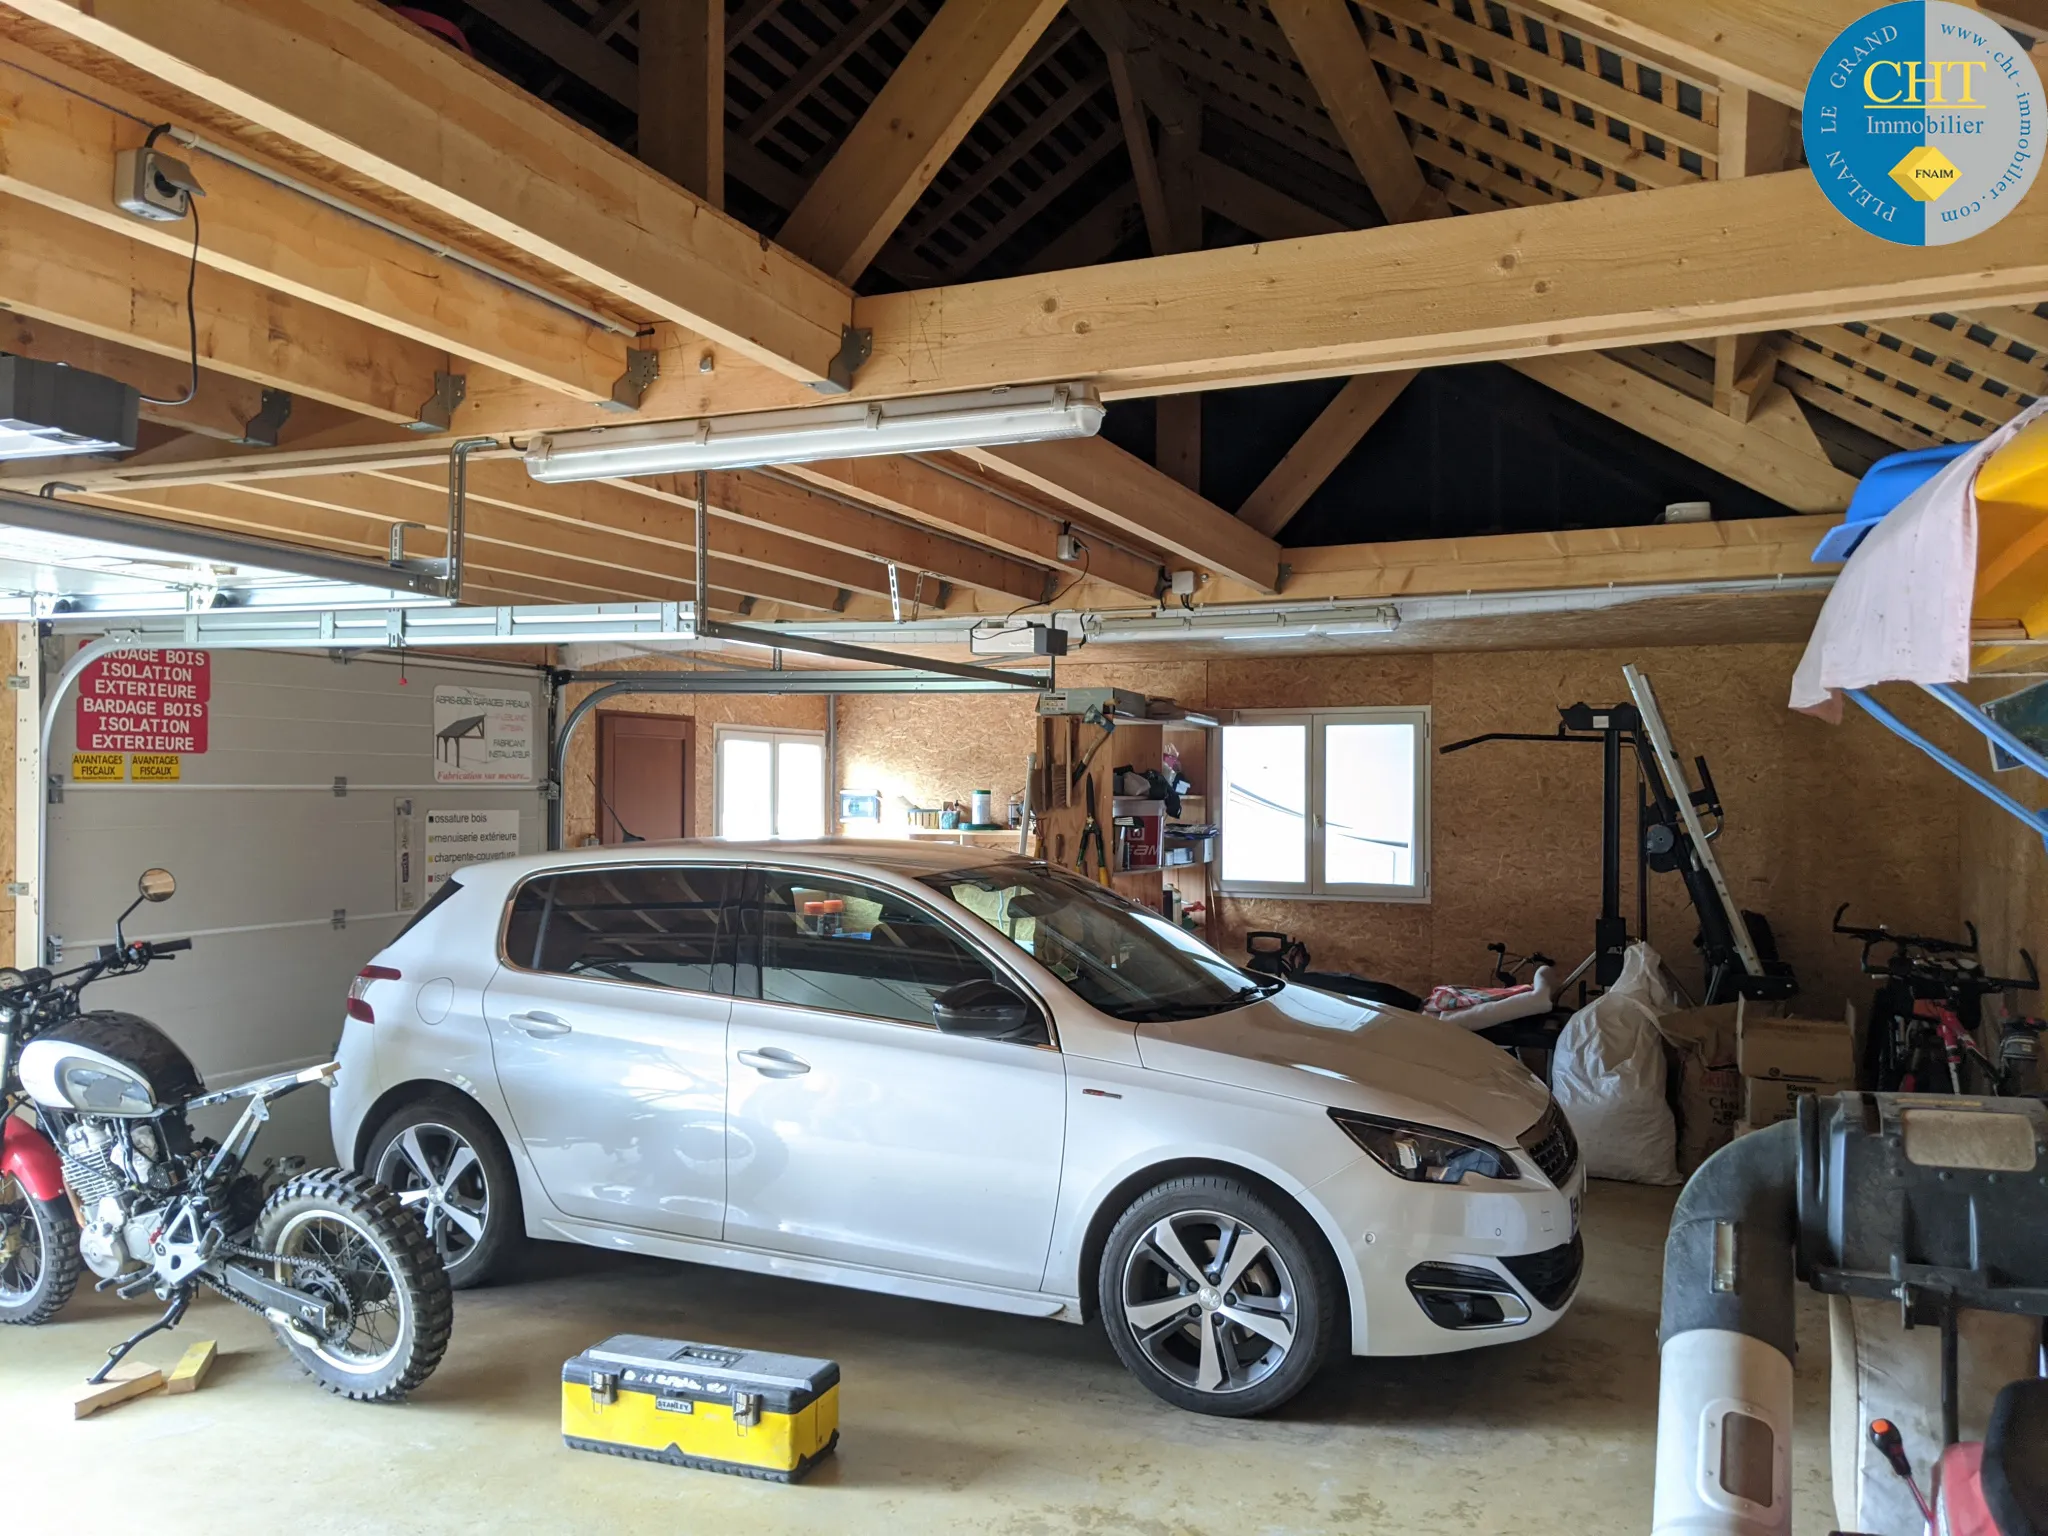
[561,1335,840,1483]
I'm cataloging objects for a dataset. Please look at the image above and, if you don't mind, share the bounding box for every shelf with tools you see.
[1030,698,1219,940]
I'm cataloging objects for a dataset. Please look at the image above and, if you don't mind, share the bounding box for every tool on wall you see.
[1077,772,1109,884]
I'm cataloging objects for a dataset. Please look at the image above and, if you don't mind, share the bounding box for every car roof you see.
[471,837,1030,884]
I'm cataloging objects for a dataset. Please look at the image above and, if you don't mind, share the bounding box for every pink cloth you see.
[1791,399,2048,720]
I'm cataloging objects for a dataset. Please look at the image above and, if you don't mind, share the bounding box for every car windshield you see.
[921,863,1280,1023]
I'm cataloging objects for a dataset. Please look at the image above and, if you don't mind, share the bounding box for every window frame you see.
[496,862,745,998]
[1218,706,1432,904]
[736,864,1058,1049]
[712,725,828,840]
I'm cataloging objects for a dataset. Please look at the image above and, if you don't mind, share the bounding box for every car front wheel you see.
[1098,1174,1339,1416]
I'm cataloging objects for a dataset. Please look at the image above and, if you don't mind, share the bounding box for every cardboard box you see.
[1742,1075,1844,1128]
[1737,1000,1857,1083]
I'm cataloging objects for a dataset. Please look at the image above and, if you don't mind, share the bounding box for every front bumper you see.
[1311,1150,1587,1357]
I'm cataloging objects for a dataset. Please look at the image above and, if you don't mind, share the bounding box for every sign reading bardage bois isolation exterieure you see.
[75,648,210,755]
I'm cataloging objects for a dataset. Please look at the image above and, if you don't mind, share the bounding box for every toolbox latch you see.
[732,1390,761,1429]
[590,1370,617,1406]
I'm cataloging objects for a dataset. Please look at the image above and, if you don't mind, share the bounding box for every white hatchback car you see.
[332,841,1584,1415]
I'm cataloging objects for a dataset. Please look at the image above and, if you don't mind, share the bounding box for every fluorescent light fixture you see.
[0,355,139,462]
[523,383,1105,482]
[1086,604,1400,644]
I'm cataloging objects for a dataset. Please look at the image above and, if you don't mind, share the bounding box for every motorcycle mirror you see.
[138,868,176,903]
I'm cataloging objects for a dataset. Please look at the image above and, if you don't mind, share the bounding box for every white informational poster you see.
[432,684,535,784]
[424,809,522,891]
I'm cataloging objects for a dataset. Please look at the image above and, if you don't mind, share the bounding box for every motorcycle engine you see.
[61,1119,170,1281]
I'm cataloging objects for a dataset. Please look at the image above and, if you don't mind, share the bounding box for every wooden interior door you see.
[597,713,692,843]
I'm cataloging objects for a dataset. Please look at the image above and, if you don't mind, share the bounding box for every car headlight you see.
[1330,1109,1520,1184]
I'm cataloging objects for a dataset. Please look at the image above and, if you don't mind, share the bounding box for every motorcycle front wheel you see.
[253,1169,452,1402]
[0,1174,81,1325]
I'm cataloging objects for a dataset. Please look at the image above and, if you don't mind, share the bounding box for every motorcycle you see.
[0,868,451,1401]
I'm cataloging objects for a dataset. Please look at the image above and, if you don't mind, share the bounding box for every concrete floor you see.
[1,1181,1837,1535]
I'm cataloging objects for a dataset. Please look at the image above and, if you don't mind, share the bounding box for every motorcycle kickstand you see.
[86,1289,190,1385]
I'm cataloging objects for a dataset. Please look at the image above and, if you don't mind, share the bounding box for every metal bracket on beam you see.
[600,348,661,413]
[405,370,468,433]
[810,326,873,396]
[236,389,293,447]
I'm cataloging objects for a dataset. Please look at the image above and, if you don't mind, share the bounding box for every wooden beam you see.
[2,313,276,443]
[1237,370,1417,536]
[851,170,2048,398]
[1246,511,1843,604]
[779,456,1167,598]
[0,193,445,424]
[695,470,1052,602]
[959,436,1283,591]
[1265,0,1435,222]
[638,0,725,205]
[1717,88,1797,179]
[1106,50,1174,257]
[774,0,1069,283]
[1536,0,1869,109]
[1509,350,1860,512]
[1713,333,1781,421]
[0,58,628,402]
[1198,156,1345,239]
[8,0,852,385]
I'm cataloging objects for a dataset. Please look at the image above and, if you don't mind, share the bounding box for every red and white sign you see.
[75,648,211,755]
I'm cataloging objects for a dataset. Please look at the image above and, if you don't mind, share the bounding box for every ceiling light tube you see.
[1085,604,1400,643]
[523,383,1105,482]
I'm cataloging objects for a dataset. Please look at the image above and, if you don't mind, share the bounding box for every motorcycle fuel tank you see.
[17,1010,204,1117]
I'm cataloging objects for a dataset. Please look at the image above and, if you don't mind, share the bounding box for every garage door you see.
[45,646,548,1161]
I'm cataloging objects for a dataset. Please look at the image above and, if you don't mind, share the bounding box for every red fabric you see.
[1,1115,64,1201]
[389,6,475,55]
[1938,1443,1998,1536]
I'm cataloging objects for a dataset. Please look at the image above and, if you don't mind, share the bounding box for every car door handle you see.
[737,1047,810,1078]
[508,1010,572,1038]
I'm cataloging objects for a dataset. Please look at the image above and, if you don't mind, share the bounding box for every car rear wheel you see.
[1098,1174,1339,1417]
[366,1096,520,1289]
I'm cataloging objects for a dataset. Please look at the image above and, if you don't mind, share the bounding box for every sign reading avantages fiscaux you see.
[1805,2,2041,244]
[74,648,210,755]
[431,683,534,785]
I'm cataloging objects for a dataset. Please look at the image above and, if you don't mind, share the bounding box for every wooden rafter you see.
[1534,0,1866,108]
[0,192,446,425]
[774,0,1069,282]
[1236,371,1419,537]
[1264,0,1435,222]
[7,0,856,385]
[0,56,629,402]
[1511,351,1859,512]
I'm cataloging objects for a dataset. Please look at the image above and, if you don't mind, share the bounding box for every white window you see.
[1219,708,1429,901]
[715,727,826,840]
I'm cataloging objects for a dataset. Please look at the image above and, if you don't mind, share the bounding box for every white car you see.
[331,841,1584,1415]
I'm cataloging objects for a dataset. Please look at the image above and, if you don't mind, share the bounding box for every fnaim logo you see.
[1804,1,2041,244]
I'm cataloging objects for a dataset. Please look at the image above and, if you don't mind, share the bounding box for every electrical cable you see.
[972,534,1090,639]
[136,125,202,409]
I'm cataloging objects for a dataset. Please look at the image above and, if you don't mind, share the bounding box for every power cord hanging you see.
[136,124,203,409]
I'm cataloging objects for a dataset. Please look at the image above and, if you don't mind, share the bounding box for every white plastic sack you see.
[1552,942,1680,1185]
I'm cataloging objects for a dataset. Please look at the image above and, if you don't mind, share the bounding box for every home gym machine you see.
[1438,665,1796,1005]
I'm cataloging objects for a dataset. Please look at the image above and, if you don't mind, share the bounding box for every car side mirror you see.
[932,978,1041,1043]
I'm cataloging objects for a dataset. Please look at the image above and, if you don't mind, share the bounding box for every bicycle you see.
[1832,905,2043,1095]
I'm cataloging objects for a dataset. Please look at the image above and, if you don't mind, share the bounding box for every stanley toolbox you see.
[562,1335,840,1483]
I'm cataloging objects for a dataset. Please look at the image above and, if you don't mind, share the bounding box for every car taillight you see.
[347,965,401,1023]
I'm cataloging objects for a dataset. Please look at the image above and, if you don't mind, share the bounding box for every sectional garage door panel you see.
[46,649,548,1160]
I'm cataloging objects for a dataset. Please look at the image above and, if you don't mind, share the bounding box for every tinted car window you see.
[749,872,1002,1027]
[504,865,740,993]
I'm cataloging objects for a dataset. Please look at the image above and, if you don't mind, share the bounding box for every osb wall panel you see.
[835,645,1966,1015]
[560,659,829,844]
[1957,680,2048,987]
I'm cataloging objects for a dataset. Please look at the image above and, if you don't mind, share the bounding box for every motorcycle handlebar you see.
[146,938,193,956]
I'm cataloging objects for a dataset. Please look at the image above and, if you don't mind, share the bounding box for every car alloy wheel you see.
[1119,1208,1299,1396]
[375,1123,491,1271]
